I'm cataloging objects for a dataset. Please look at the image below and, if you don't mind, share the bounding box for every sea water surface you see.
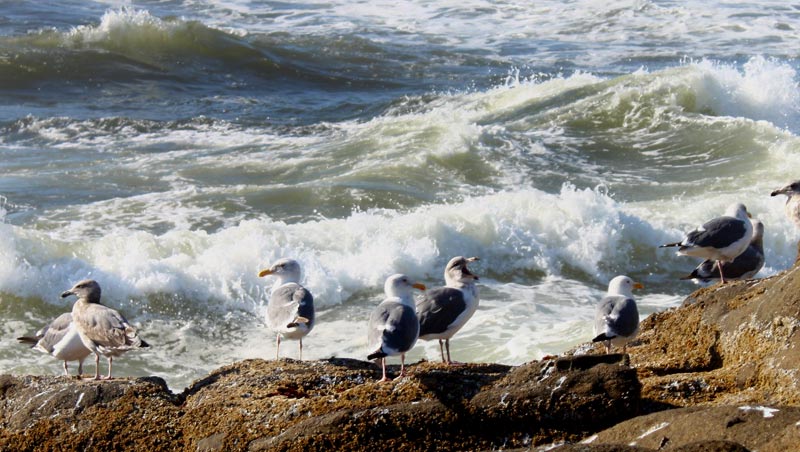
[1,1,799,390]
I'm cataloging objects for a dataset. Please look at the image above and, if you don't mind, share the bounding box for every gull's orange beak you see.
[412,283,426,291]
[633,282,644,290]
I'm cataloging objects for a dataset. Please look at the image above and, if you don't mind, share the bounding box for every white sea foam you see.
[197,1,800,64]
[4,174,798,312]
[0,183,731,314]
[65,8,188,49]
[690,57,800,130]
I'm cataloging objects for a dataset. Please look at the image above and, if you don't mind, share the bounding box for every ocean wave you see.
[0,183,740,316]
[4,58,798,235]
[0,8,274,84]
[317,59,799,203]
[0,7,438,89]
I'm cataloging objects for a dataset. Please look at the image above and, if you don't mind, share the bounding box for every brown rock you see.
[0,356,640,451]
[550,446,651,452]
[471,355,640,444]
[0,375,181,451]
[586,405,799,451]
[549,441,750,452]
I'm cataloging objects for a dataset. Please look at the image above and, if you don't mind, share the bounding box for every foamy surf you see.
[1,185,647,306]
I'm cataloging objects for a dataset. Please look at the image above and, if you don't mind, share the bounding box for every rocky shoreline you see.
[3,263,800,451]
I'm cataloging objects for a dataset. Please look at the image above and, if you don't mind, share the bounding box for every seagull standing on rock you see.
[258,258,315,360]
[660,202,753,283]
[416,256,480,365]
[367,274,426,382]
[61,279,149,380]
[593,275,643,354]
[682,219,765,284]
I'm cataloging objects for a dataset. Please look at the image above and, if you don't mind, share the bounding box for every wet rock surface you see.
[0,356,638,451]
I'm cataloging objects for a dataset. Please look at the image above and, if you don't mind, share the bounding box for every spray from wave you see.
[0,182,701,318]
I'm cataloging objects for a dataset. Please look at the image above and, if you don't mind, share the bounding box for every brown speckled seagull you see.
[771,181,800,228]
[61,279,149,380]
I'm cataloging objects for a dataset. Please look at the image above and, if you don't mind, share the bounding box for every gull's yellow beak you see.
[258,269,274,278]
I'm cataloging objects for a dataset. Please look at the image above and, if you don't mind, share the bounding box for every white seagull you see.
[367,274,426,382]
[17,312,92,377]
[660,202,753,283]
[61,279,149,380]
[593,275,643,354]
[416,256,480,365]
[258,258,315,360]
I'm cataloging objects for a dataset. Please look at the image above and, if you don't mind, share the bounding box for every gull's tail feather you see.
[17,336,39,347]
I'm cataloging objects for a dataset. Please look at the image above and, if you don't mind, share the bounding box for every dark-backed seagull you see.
[592,275,643,354]
[367,274,425,382]
[258,258,314,360]
[61,279,149,380]
[17,312,91,377]
[660,202,753,283]
[682,219,765,284]
[416,256,479,365]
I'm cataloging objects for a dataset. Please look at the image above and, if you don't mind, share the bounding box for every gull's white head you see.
[383,273,426,302]
[606,275,643,298]
[724,203,750,221]
[258,258,302,285]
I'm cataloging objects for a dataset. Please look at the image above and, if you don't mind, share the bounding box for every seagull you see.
[258,258,314,360]
[61,279,149,380]
[592,275,643,354]
[771,181,800,228]
[681,219,765,284]
[660,203,753,283]
[367,274,426,382]
[17,312,91,377]
[416,256,480,365]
